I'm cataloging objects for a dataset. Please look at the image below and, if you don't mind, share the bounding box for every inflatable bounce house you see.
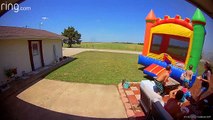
[138,9,206,87]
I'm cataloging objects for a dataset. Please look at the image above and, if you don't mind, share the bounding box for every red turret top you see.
[152,15,193,30]
[146,10,156,22]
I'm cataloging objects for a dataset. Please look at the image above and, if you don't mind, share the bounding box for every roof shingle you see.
[0,26,66,40]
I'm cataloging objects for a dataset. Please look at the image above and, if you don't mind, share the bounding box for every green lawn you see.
[64,42,143,52]
[46,51,145,85]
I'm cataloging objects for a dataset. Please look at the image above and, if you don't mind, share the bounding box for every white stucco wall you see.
[0,39,31,85]
[0,39,62,85]
[42,39,62,65]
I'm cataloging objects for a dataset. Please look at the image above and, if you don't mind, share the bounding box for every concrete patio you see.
[0,79,127,120]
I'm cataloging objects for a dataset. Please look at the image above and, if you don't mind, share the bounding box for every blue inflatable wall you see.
[138,55,196,87]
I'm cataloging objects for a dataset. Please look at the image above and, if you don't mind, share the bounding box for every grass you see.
[63,42,143,52]
[46,51,145,85]
[48,44,208,85]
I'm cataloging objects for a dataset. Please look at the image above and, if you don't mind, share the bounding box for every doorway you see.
[28,40,44,71]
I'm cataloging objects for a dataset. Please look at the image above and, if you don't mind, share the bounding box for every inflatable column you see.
[187,9,206,72]
[142,10,156,56]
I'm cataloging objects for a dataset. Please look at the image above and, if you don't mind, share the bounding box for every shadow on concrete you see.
[0,94,127,120]
[0,58,128,120]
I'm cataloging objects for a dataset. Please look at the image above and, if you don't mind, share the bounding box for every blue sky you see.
[0,0,213,53]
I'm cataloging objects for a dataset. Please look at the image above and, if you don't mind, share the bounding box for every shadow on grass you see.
[138,66,146,71]
[0,57,129,120]
[138,66,153,80]
[144,75,154,80]
[42,57,78,79]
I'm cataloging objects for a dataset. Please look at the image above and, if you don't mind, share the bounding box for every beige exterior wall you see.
[42,40,62,65]
[0,39,31,85]
[0,39,62,85]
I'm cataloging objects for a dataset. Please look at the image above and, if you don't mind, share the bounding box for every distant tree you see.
[62,26,81,48]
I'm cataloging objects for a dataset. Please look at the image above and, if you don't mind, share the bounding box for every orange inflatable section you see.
[142,10,156,55]
[144,63,166,76]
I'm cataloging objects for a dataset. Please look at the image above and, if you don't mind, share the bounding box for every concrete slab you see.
[63,48,88,56]
[63,48,140,56]
[1,79,127,120]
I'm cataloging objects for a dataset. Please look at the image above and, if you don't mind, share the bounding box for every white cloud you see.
[42,17,48,20]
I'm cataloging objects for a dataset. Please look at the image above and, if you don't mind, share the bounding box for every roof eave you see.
[186,0,213,19]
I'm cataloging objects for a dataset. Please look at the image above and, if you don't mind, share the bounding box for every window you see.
[149,34,189,62]
[150,35,162,53]
[167,37,189,62]
[32,43,39,55]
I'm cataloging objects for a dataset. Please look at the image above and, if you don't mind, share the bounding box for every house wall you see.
[0,39,31,85]
[0,39,62,85]
[42,39,62,65]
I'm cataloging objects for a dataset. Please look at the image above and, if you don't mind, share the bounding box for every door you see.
[31,41,42,69]
[28,40,44,71]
